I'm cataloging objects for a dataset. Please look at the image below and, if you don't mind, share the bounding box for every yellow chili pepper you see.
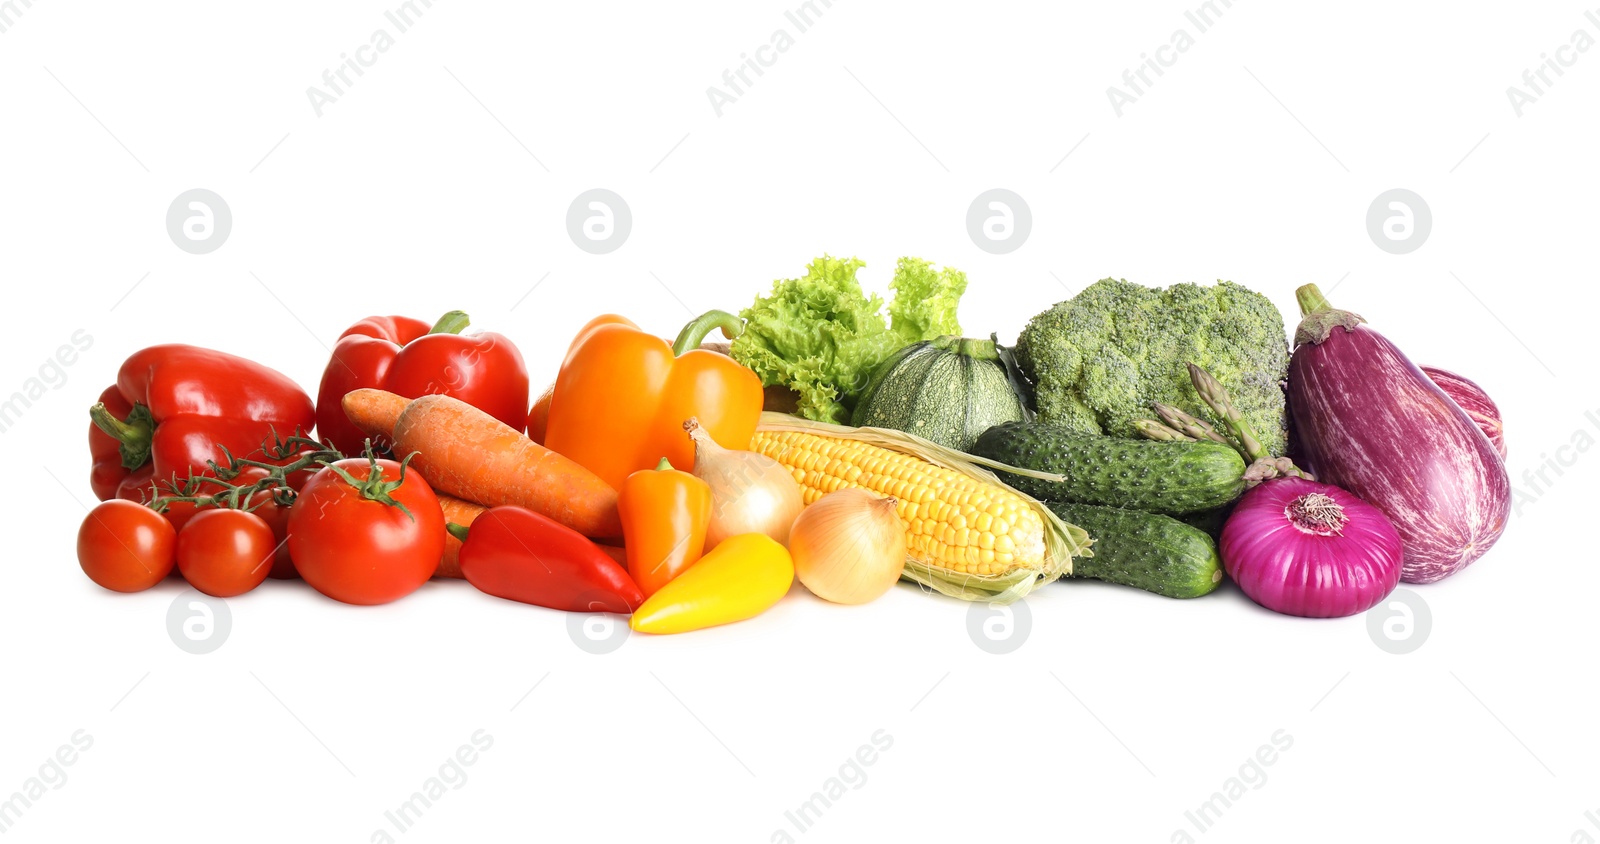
[629,534,793,635]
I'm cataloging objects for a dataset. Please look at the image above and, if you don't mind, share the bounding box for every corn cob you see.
[752,429,1047,576]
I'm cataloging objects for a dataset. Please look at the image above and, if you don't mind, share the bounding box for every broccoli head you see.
[1015,278,1290,455]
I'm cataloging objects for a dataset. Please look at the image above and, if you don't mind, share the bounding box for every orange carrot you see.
[342,388,408,449]
[436,494,487,578]
[343,389,621,537]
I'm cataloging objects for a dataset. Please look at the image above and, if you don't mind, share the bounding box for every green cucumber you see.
[851,336,1026,452]
[1050,502,1223,598]
[1178,505,1234,541]
[970,421,1246,515]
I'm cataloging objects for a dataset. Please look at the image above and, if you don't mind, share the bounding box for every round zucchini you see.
[851,336,1025,452]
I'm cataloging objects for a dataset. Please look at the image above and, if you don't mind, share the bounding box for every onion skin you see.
[1289,294,1511,583]
[1422,366,1506,459]
[1220,478,1402,618]
[789,489,906,605]
[685,418,805,548]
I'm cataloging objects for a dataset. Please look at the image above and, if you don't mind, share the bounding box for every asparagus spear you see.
[1152,402,1234,446]
[1133,418,1195,442]
[1186,363,1314,483]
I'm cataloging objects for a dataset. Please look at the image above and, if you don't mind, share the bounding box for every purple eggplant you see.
[1288,285,1510,584]
[1422,366,1506,459]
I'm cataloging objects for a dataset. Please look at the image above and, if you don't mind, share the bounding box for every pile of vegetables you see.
[75,263,1512,631]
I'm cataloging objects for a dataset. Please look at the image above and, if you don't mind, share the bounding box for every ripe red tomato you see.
[247,491,298,579]
[287,458,444,605]
[78,500,176,592]
[176,509,277,597]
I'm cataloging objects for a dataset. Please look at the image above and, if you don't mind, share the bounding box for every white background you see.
[2,1,1596,841]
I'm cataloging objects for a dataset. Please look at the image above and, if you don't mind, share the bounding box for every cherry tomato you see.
[78,500,176,592]
[288,458,444,605]
[176,509,276,597]
[246,489,298,579]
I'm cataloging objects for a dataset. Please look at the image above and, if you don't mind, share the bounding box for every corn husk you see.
[757,412,1092,604]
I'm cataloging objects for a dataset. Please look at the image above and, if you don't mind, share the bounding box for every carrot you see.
[436,494,487,578]
[343,389,622,537]
[343,388,408,446]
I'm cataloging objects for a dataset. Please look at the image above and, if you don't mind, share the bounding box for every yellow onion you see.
[685,418,805,547]
[789,489,906,604]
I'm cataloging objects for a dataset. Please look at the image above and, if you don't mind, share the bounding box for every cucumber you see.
[851,336,1025,452]
[1178,505,1234,541]
[1051,502,1223,598]
[970,421,1246,515]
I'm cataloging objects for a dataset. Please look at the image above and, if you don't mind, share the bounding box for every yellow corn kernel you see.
[750,430,1047,576]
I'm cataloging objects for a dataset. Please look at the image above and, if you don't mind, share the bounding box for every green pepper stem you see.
[430,310,471,335]
[90,402,142,443]
[655,457,673,471]
[446,522,471,543]
[672,310,744,355]
[90,402,155,470]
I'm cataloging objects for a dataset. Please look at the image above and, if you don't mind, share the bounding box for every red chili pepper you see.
[88,345,316,501]
[451,506,643,613]
[314,311,529,456]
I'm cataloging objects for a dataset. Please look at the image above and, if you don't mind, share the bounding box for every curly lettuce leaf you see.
[888,257,966,343]
[730,255,965,423]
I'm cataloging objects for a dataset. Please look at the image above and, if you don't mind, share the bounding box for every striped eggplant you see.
[1288,285,1510,584]
[1422,366,1506,459]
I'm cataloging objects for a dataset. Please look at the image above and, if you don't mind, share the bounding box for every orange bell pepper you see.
[619,458,712,597]
[543,311,763,491]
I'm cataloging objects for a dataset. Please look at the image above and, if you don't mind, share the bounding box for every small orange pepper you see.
[543,311,763,491]
[619,458,712,598]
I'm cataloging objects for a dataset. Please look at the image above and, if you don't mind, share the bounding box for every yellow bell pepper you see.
[629,534,793,634]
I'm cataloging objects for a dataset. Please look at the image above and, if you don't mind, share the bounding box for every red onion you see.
[1220,477,1403,618]
[1422,366,1506,459]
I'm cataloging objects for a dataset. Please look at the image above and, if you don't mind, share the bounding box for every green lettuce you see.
[731,255,968,423]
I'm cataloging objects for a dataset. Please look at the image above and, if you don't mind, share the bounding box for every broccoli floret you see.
[1015,278,1290,454]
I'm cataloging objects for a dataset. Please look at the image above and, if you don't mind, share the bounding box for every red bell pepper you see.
[315,311,529,456]
[450,506,643,613]
[88,345,316,501]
